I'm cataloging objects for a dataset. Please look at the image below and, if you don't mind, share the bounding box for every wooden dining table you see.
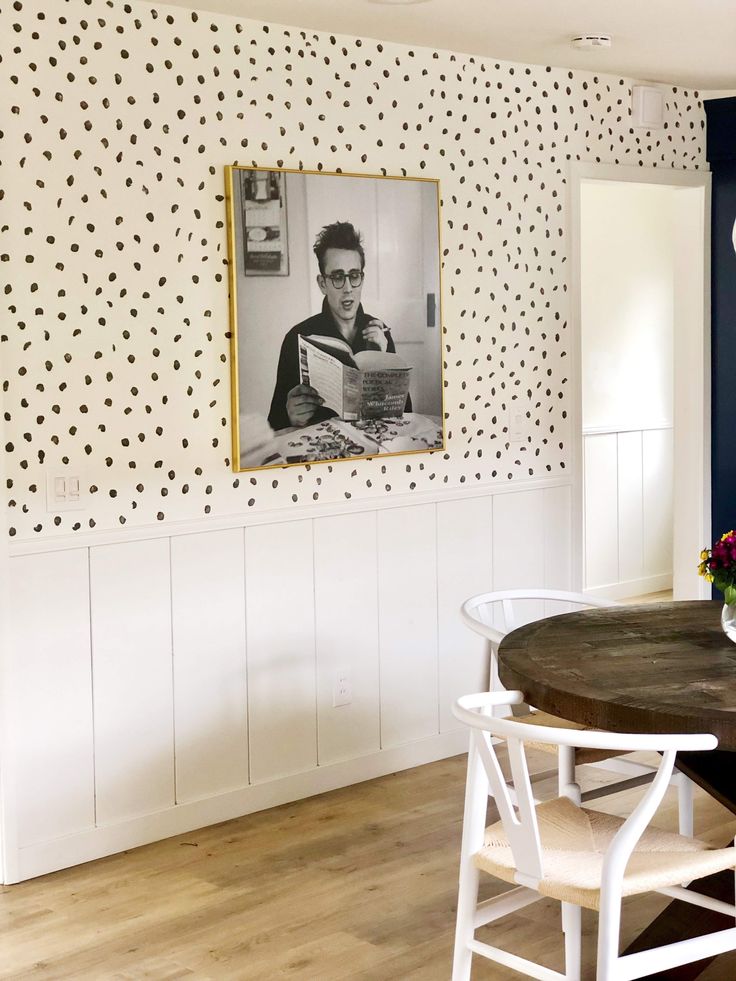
[497,599,736,981]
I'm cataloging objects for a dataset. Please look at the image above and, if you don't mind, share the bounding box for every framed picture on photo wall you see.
[239,169,289,276]
[224,165,445,473]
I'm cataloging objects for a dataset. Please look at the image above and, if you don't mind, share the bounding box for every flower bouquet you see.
[699,530,736,641]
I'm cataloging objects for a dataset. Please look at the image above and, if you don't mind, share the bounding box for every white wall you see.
[581,182,676,596]
[583,427,673,597]
[5,480,570,882]
[672,186,710,599]
[581,182,675,433]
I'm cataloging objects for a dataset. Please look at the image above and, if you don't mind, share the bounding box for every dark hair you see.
[313,221,365,275]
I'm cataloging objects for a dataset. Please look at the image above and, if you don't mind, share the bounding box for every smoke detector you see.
[571,34,613,49]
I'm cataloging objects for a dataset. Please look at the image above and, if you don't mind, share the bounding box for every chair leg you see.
[453,740,488,981]
[452,859,479,981]
[562,902,582,980]
[677,772,694,837]
[596,887,623,981]
[558,745,581,804]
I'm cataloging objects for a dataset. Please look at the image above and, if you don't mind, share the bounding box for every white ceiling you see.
[146,0,736,90]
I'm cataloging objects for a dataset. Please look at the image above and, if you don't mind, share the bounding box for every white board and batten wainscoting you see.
[583,425,673,600]
[4,479,571,882]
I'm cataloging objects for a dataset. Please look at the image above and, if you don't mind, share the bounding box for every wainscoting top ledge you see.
[582,423,673,436]
[9,474,572,556]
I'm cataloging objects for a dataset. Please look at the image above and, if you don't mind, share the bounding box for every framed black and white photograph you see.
[225,165,445,472]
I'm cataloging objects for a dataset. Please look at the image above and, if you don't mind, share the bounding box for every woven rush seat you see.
[475,795,736,912]
[516,711,622,765]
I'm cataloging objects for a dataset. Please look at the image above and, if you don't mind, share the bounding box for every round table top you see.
[497,600,736,750]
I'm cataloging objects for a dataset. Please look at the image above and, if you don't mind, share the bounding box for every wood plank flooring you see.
[2,752,736,980]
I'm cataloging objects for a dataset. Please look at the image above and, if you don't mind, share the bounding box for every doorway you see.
[571,163,711,601]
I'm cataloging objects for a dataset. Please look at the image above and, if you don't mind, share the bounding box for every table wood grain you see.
[498,600,736,749]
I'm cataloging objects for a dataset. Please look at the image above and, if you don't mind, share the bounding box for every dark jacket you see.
[267,299,405,430]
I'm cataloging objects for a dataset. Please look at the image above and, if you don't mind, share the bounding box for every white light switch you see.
[47,474,86,512]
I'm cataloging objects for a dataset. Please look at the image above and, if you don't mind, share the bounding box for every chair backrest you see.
[453,691,716,889]
[461,589,620,646]
[461,589,621,708]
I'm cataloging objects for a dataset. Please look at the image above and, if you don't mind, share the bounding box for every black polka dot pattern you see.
[1,0,705,539]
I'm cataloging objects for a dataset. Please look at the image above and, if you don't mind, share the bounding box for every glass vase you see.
[721,602,736,643]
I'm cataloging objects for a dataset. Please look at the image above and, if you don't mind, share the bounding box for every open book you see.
[298,335,412,421]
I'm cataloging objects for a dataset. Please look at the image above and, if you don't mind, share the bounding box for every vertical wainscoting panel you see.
[171,529,248,803]
[90,539,174,825]
[436,497,492,732]
[245,520,317,783]
[543,484,573,591]
[643,428,674,578]
[492,489,547,627]
[314,512,380,765]
[8,550,94,847]
[584,434,619,589]
[377,503,438,747]
[617,431,644,585]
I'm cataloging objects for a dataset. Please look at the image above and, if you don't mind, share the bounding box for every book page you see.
[298,335,362,420]
[299,336,344,416]
[341,366,362,420]
[302,334,356,367]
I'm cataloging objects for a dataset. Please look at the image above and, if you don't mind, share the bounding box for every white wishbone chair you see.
[452,690,736,981]
[461,589,693,834]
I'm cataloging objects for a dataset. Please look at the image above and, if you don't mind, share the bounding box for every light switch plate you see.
[46,473,86,512]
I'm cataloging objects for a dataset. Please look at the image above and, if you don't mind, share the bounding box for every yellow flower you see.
[700,550,709,561]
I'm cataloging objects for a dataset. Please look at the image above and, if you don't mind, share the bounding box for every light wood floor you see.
[2,752,736,980]
[624,589,673,604]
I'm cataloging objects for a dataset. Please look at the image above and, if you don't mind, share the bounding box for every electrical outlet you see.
[333,670,352,708]
[508,408,525,441]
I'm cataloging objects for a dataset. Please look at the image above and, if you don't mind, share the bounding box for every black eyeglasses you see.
[323,269,364,289]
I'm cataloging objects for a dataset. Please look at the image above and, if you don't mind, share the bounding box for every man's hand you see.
[286,384,324,427]
[362,318,389,352]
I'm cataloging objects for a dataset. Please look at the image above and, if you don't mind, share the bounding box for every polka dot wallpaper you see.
[1,0,706,540]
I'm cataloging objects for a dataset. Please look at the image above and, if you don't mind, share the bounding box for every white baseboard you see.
[584,573,673,601]
[9,728,468,884]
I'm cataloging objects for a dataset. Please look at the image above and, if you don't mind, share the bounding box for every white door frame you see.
[569,161,711,598]
[0,379,17,883]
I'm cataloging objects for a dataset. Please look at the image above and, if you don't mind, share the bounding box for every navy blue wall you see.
[705,98,736,546]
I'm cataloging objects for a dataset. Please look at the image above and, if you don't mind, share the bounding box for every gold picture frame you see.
[225,165,445,473]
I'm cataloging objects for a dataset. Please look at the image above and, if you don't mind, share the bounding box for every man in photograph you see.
[267,221,407,430]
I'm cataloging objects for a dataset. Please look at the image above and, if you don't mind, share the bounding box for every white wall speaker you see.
[632,85,665,129]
